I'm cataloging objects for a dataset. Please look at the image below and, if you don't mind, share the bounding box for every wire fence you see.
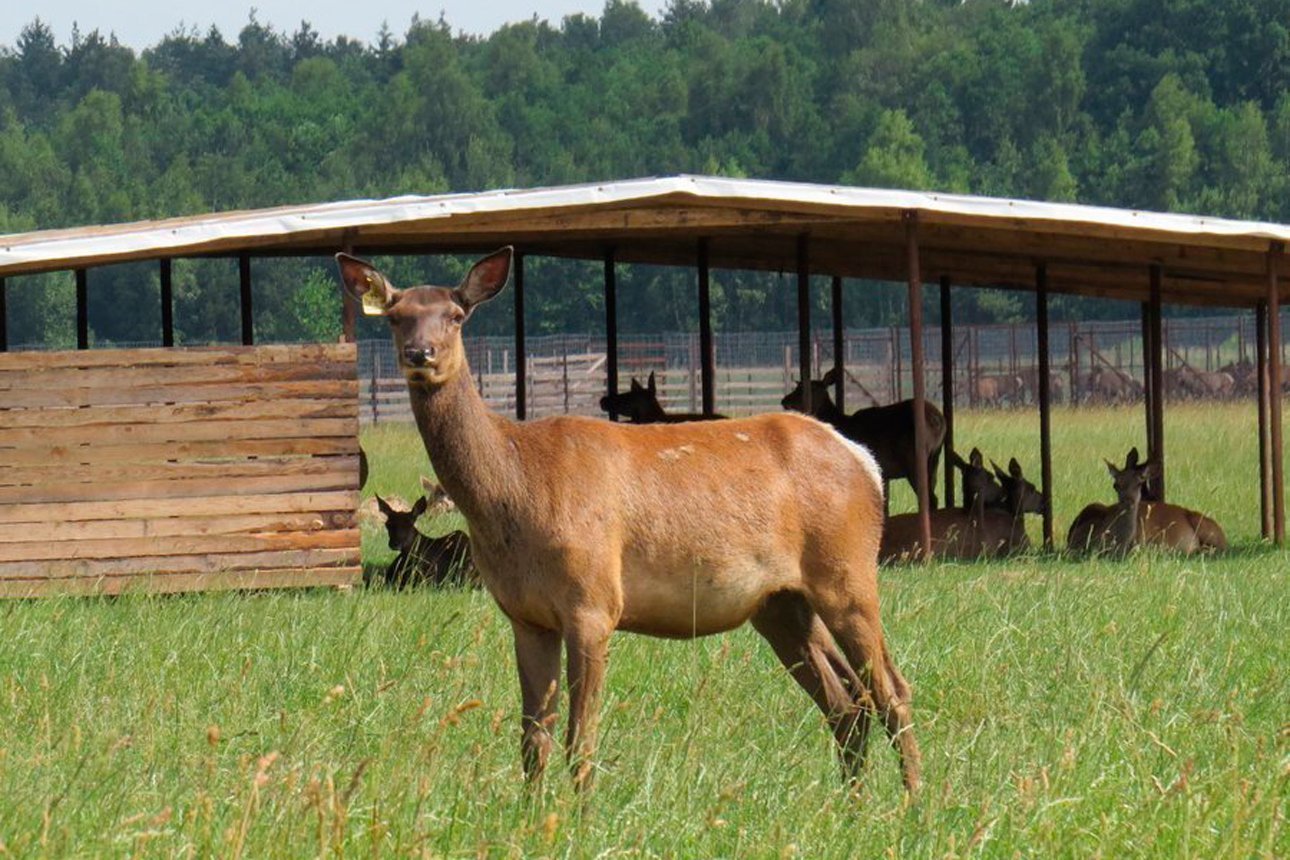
[357,310,1283,423]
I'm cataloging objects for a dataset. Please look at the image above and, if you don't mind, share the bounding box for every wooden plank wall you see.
[0,343,362,597]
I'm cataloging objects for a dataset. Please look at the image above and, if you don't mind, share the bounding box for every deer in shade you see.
[336,248,920,793]
[881,448,1041,562]
[599,372,725,423]
[375,478,476,588]
[1067,449,1155,556]
[781,368,946,508]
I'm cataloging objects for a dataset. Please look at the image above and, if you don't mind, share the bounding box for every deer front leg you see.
[563,614,613,791]
[512,620,561,783]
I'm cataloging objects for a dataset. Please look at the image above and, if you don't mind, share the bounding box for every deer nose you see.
[403,346,435,366]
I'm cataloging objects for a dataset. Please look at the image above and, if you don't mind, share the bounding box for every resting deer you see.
[599,372,725,423]
[881,448,1040,562]
[1067,449,1155,556]
[376,478,476,588]
[337,248,920,793]
[782,368,946,508]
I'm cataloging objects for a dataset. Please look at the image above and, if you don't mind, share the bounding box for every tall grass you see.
[0,406,1283,857]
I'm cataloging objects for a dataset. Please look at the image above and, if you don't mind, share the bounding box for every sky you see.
[1,1,669,50]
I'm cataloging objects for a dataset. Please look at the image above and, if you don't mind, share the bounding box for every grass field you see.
[0,405,1285,857]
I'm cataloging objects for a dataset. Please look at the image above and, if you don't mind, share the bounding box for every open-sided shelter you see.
[2,175,1287,573]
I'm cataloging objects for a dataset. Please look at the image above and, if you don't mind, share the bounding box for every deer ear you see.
[336,253,399,316]
[1105,459,1118,477]
[947,449,966,469]
[969,447,983,468]
[376,495,393,516]
[647,371,657,394]
[1126,447,1140,467]
[455,246,513,313]
[1009,457,1023,478]
[991,460,1007,481]
[630,377,643,393]
[821,366,840,386]
[411,496,428,518]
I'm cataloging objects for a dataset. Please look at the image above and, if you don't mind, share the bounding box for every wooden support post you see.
[604,248,619,420]
[1036,263,1054,550]
[797,234,812,414]
[698,238,715,416]
[1258,302,1272,539]
[76,268,88,349]
[0,276,7,352]
[905,212,932,558]
[1149,265,1165,500]
[939,275,955,508]
[1141,300,1154,456]
[340,238,356,343]
[238,253,253,346]
[160,258,174,347]
[1269,246,1285,543]
[514,252,527,421]
[831,275,844,412]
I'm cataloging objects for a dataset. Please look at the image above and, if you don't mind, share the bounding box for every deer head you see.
[950,447,1005,511]
[992,457,1045,515]
[376,494,428,553]
[335,248,513,386]
[1107,447,1156,509]
[780,376,835,417]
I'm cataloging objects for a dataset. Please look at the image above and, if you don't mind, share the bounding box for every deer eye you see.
[449,311,466,326]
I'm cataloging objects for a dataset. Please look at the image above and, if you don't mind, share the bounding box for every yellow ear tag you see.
[360,275,387,316]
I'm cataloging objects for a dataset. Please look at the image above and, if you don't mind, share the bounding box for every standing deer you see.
[1066,449,1155,556]
[781,368,946,509]
[337,249,920,793]
[599,372,725,422]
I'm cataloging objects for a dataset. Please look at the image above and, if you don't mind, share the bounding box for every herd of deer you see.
[339,248,1227,796]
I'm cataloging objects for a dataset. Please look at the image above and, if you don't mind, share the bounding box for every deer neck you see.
[405,364,521,524]
[1106,494,1141,550]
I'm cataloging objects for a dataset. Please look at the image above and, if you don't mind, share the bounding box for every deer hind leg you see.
[809,592,922,793]
[563,612,613,791]
[751,591,873,781]
[511,620,562,783]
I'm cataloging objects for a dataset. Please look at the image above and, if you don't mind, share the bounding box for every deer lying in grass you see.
[1067,450,1154,556]
[375,478,476,589]
[880,448,1042,562]
[782,368,946,508]
[337,248,920,793]
[599,372,725,422]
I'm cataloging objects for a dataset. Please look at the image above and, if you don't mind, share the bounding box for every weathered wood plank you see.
[0,529,360,563]
[0,398,355,430]
[0,510,356,543]
[0,379,358,410]
[0,455,357,491]
[0,417,358,449]
[0,471,355,505]
[2,436,357,468]
[0,342,355,372]
[0,567,362,598]
[0,360,355,392]
[0,491,358,525]
[0,548,360,579]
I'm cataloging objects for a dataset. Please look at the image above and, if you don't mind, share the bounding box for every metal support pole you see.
[76,268,88,349]
[514,252,527,421]
[1149,265,1165,500]
[1258,302,1272,539]
[1269,246,1285,543]
[1141,301,1154,456]
[939,275,955,508]
[1036,263,1054,549]
[604,248,619,420]
[905,212,932,558]
[160,258,174,347]
[238,253,253,346]
[698,238,715,416]
[831,275,844,412]
[796,234,812,414]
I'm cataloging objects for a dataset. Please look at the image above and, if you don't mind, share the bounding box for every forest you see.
[1,0,1288,346]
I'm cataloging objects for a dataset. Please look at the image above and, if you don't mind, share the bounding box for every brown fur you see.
[337,248,921,794]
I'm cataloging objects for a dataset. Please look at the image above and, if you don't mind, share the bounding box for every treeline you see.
[2,0,1288,346]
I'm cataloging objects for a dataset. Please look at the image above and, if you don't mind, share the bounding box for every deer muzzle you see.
[403,346,436,368]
